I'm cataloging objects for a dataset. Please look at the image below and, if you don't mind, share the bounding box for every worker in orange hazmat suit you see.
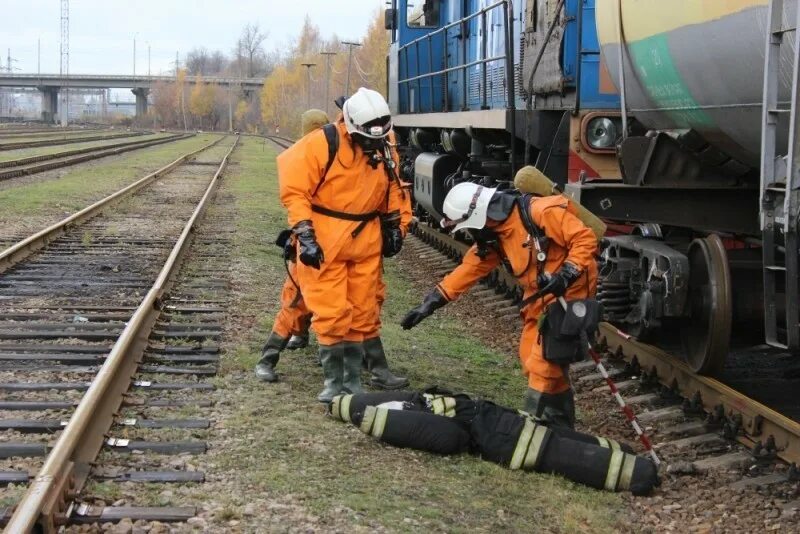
[401,182,598,427]
[255,109,329,382]
[278,88,409,402]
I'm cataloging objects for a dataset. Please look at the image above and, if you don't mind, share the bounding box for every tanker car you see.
[385,0,800,375]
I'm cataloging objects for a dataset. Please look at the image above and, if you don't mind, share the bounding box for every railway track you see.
[0,129,103,140]
[409,220,800,516]
[266,135,294,149]
[0,135,237,531]
[0,133,191,181]
[0,132,147,152]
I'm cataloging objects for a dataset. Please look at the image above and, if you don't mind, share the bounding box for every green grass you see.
[0,134,221,233]
[199,137,627,532]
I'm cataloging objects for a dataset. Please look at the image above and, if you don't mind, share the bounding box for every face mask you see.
[353,134,385,153]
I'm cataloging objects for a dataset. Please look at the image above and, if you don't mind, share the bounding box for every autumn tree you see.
[189,75,219,128]
[151,80,177,127]
[175,68,189,130]
[357,10,390,95]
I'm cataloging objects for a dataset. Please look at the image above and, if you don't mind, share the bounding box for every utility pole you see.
[37,38,41,77]
[320,51,336,115]
[60,0,69,126]
[133,36,137,79]
[300,62,316,109]
[341,40,362,96]
[228,87,233,132]
[148,43,151,77]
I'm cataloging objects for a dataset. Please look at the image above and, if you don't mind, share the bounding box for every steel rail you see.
[266,135,295,149]
[0,133,192,181]
[599,323,800,465]
[0,133,185,169]
[0,135,225,275]
[0,131,147,151]
[0,128,103,139]
[4,135,240,533]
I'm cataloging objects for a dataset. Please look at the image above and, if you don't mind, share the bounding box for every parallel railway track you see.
[0,132,147,152]
[0,129,103,140]
[0,133,192,181]
[0,135,237,531]
[265,135,294,150]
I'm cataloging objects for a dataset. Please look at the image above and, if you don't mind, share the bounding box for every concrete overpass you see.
[0,73,265,122]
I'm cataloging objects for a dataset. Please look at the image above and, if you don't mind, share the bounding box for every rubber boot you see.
[286,334,309,350]
[523,388,576,429]
[255,332,289,382]
[317,343,345,403]
[342,341,365,395]
[363,337,409,390]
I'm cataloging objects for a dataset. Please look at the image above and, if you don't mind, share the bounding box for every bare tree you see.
[187,48,229,76]
[235,24,268,78]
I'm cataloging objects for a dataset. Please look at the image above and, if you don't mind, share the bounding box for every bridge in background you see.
[0,74,265,122]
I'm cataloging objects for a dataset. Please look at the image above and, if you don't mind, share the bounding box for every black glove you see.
[275,229,296,261]
[381,213,404,258]
[401,289,448,330]
[382,225,403,257]
[538,262,582,298]
[293,220,324,269]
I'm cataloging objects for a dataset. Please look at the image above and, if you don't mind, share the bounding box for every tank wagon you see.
[385,0,800,375]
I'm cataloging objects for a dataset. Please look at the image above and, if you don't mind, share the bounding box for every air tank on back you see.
[595,0,796,171]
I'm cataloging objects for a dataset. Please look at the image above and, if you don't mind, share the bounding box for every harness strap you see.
[311,204,381,238]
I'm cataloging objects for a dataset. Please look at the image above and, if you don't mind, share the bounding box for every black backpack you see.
[311,123,340,197]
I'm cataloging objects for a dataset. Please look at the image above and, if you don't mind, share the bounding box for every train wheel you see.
[682,234,732,376]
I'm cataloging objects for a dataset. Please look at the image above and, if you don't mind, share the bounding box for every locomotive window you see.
[407,0,440,28]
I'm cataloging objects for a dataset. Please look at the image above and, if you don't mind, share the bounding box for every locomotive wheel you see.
[682,234,732,376]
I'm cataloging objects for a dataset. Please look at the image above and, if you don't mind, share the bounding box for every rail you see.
[0,131,147,151]
[0,133,191,180]
[4,135,239,533]
[600,325,800,465]
[0,135,224,274]
[0,133,183,169]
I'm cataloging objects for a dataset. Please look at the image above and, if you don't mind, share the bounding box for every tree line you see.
[146,12,388,135]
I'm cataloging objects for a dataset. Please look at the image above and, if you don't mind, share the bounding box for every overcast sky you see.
[1,0,383,75]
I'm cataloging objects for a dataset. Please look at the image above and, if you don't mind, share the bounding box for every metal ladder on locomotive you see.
[761,0,800,350]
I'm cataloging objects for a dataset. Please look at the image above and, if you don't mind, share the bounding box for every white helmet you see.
[441,182,497,233]
[342,87,392,139]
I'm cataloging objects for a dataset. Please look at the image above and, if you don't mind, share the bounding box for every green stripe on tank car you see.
[627,34,714,128]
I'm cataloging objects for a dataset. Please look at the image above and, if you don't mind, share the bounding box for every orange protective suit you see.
[436,195,598,394]
[270,261,312,339]
[365,180,413,339]
[278,121,407,345]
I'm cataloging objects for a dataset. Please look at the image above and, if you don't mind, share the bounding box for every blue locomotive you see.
[385,0,800,376]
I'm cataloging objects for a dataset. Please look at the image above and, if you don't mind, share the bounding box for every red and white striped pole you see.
[558,296,661,466]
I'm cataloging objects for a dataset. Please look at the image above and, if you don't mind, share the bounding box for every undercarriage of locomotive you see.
[599,228,765,377]
[399,125,766,378]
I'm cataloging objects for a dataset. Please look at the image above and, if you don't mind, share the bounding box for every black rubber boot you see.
[255,332,289,382]
[523,388,576,429]
[363,337,409,390]
[342,341,365,395]
[286,334,309,350]
[317,343,345,403]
